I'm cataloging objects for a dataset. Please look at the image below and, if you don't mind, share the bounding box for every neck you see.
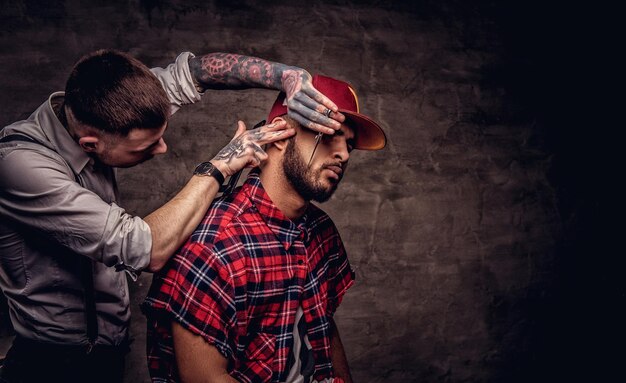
[59,105,82,142]
[52,102,69,129]
[259,160,309,221]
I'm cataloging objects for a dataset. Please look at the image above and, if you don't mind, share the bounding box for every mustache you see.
[320,161,344,170]
[319,162,344,179]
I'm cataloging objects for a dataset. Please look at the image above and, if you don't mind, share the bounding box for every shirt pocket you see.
[237,332,276,383]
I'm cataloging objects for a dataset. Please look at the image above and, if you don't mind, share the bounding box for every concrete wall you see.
[0,1,609,382]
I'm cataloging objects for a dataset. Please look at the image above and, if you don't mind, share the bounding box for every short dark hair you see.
[64,49,169,136]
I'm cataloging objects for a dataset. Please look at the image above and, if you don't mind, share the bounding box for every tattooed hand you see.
[281,68,346,135]
[210,120,294,177]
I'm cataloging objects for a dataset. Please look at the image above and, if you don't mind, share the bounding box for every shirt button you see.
[298,259,304,265]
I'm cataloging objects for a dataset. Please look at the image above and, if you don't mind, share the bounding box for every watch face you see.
[195,162,215,175]
[194,161,225,184]
[197,162,213,174]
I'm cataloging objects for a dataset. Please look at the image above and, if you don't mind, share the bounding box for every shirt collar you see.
[37,92,91,175]
[243,169,309,250]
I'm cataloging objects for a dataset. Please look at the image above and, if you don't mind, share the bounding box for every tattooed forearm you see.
[190,53,286,91]
[187,52,339,133]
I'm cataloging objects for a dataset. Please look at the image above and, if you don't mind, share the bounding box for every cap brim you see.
[341,110,387,150]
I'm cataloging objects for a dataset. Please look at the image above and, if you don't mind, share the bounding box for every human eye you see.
[346,139,355,152]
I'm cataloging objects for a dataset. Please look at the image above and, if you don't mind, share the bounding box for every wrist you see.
[209,158,233,178]
[193,161,225,185]
[280,67,311,98]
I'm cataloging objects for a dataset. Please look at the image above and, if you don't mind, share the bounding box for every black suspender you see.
[0,134,37,144]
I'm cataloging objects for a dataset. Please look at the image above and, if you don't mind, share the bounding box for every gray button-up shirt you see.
[0,52,201,346]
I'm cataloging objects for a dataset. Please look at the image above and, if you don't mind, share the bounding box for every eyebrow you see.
[145,139,161,150]
[136,123,168,151]
[332,128,356,150]
[333,128,355,139]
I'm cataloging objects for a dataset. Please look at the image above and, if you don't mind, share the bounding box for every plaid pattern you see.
[142,170,354,383]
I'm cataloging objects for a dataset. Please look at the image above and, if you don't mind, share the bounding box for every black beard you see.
[282,138,339,203]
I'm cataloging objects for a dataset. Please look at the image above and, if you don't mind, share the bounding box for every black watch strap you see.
[193,161,225,185]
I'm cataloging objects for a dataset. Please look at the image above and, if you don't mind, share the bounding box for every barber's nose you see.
[152,138,167,155]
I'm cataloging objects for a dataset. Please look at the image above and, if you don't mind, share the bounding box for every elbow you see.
[147,252,168,273]
[147,263,162,273]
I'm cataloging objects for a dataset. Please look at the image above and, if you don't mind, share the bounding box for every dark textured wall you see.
[0,1,610,382]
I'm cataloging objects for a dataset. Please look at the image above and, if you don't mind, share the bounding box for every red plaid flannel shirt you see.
[142,170,354,383]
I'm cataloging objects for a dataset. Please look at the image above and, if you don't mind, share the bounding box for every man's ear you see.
[269,116,292,151]
[68,107,102,153]
[78,135,100,153]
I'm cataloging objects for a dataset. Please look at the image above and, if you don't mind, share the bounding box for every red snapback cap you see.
[267,75,386,150]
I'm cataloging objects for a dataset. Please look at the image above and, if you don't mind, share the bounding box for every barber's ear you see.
[78,136,100,153]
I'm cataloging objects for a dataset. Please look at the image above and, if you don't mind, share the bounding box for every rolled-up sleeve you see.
[0,146,151,272]
[103,203,152,276]
[150,51,202,115]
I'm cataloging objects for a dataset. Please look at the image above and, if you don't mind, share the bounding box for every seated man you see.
[143,75,386,383]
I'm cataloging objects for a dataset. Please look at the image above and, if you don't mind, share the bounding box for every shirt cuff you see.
[101,204,152,274]
[115,262,142,281]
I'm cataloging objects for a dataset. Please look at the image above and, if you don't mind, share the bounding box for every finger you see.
[287,109,335,135]
[292,93,345,124]
[256,127,295,145]
[287,104,340,134]
[328,110,346,123]
[246,145,268,168]
[251,142,266,156]
[303,85,340,113]
[255,119,287,133]
[289,96,344,128]
[292,92,326,113]
[248,156,261,168]
[247,123,295,145]
[255,149,268,163]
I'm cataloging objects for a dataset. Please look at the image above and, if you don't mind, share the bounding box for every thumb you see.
[234,120,247,138]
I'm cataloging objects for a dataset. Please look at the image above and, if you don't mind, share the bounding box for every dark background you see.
[0,1,617,382]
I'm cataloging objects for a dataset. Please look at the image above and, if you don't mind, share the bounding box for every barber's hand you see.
[210,120,294,177]
[281,68,346,135]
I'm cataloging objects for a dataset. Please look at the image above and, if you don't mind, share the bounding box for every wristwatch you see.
[193,161,225,185]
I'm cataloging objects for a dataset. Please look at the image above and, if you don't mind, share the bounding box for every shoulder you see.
[150,191,256,298]
[164,187,257,275]
[0,141,74,191]
[188,187,253,245]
